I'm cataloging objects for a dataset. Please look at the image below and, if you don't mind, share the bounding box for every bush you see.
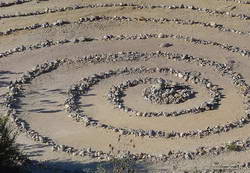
[226,143,241,151]
[0,116,26,172]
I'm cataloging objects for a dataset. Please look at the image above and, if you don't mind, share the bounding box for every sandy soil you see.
[1,0,250,172]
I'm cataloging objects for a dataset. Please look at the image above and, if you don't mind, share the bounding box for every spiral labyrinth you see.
[1,0,250,168]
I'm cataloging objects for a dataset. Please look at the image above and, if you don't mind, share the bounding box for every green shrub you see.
[226,143,240,151]
[0,116,26,171]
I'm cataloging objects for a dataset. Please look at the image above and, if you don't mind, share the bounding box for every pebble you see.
[160,42,173,48]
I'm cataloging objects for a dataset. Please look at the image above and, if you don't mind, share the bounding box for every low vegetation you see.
[0,116,27,172]
[226,143,241,151]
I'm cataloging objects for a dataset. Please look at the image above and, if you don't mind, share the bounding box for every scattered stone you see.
[160,42,173,48]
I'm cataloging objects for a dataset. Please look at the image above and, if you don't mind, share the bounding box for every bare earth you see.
[1,0,250,172]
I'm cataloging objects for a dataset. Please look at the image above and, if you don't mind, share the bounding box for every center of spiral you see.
[143,79,195,104]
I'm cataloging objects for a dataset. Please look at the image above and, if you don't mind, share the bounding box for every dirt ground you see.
[1,0,250,172]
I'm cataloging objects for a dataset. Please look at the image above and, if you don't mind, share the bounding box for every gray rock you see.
[149,130,156,137]
[158,33,164,38]
[160,42,173,48]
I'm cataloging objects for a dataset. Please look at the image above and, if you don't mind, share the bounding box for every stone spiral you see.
[1,0,250,170]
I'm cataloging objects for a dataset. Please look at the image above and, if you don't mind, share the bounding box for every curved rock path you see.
[1,0,250,172]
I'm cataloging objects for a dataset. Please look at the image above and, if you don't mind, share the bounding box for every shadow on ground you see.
[23,158,149,173]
